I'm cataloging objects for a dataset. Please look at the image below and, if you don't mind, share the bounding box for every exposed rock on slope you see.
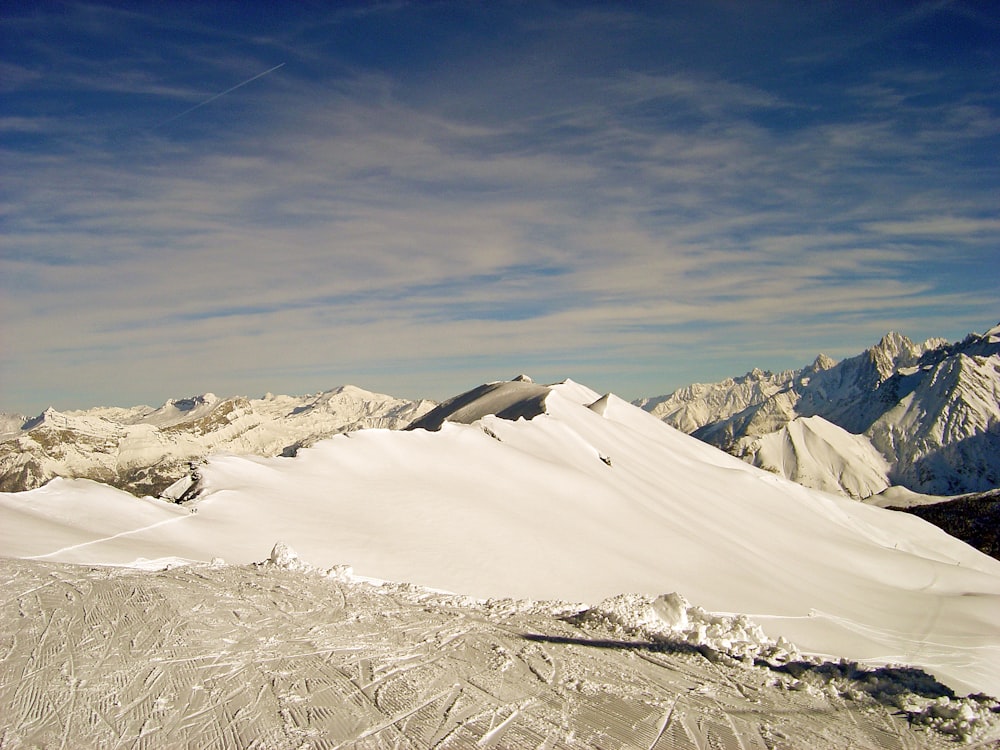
[637,323,1000,497]
[0,386,435,496]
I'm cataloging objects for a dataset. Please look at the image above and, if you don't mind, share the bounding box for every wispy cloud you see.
[1,1,998,412]
[866,218,1000,236]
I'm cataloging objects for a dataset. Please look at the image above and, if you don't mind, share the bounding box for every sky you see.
[2,1,998,414]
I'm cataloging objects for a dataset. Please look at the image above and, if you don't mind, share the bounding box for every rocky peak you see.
[810,354,837,372]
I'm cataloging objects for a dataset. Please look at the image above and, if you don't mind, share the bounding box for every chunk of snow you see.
[652,592,689,631]
[266,541,305,570]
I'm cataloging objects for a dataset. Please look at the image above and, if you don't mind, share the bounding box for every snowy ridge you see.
[0,386,435,495]
[2,376,999,700]
[634,366,804,435]
[733,416,891,499]
[406,376,551,431]
[637,323,1000,497]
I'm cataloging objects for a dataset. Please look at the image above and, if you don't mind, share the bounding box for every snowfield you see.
[3,378,999,712]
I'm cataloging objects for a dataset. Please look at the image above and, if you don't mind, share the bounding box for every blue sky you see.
[2,1,998,413]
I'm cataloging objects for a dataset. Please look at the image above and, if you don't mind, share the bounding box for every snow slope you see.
[2,378,999,698]
[637,323,1000,497]
[733,415,891,499]
[0,385,435,495]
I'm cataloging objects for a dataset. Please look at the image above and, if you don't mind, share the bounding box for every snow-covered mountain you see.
[636,322,1000,498]
[0,386,435,496]
[737,415,892,499]
[3,376,999,702]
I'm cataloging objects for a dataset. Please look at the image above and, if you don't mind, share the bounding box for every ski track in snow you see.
[22,514,193,561]
[1,557,987,750]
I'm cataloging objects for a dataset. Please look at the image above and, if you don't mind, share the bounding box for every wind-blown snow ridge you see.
[637,322,1000,497]
[2,376,999,699]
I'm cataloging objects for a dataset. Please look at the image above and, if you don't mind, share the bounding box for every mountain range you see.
[0,386,434,496]
[635,322,1000,499]
[4,376,1000,699]
[3,367,1000,744]
[4,323,997,506]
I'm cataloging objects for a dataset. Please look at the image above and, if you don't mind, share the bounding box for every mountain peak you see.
[21,406,62,431]
[163,394,219,411]
[1,385,435,495]
[406,379,551,432]
[639,320,1000,497]
[867,331,921,382]
[811,353,837,372]
[873,330,915,355]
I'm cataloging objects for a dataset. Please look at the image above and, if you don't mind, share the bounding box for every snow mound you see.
[584,592,801,664]
[256,543,365,581]
[575,592,1000,743]
[903,695,1000,743]
[263,541,307,570]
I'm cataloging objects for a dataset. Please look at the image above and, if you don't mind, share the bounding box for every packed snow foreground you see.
[7,551,993,748]
[3,378,1000,740]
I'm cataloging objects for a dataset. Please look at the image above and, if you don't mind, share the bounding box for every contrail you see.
[159,63,286,126]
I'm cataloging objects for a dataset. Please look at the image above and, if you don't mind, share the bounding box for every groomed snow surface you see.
[3,379,1000,746]
[3,551,995,748]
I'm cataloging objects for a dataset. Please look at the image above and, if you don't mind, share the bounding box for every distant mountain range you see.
[0,386,434,496]
[3,322,997,504]
[4,375,999,702]
[635,322,1000,499]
